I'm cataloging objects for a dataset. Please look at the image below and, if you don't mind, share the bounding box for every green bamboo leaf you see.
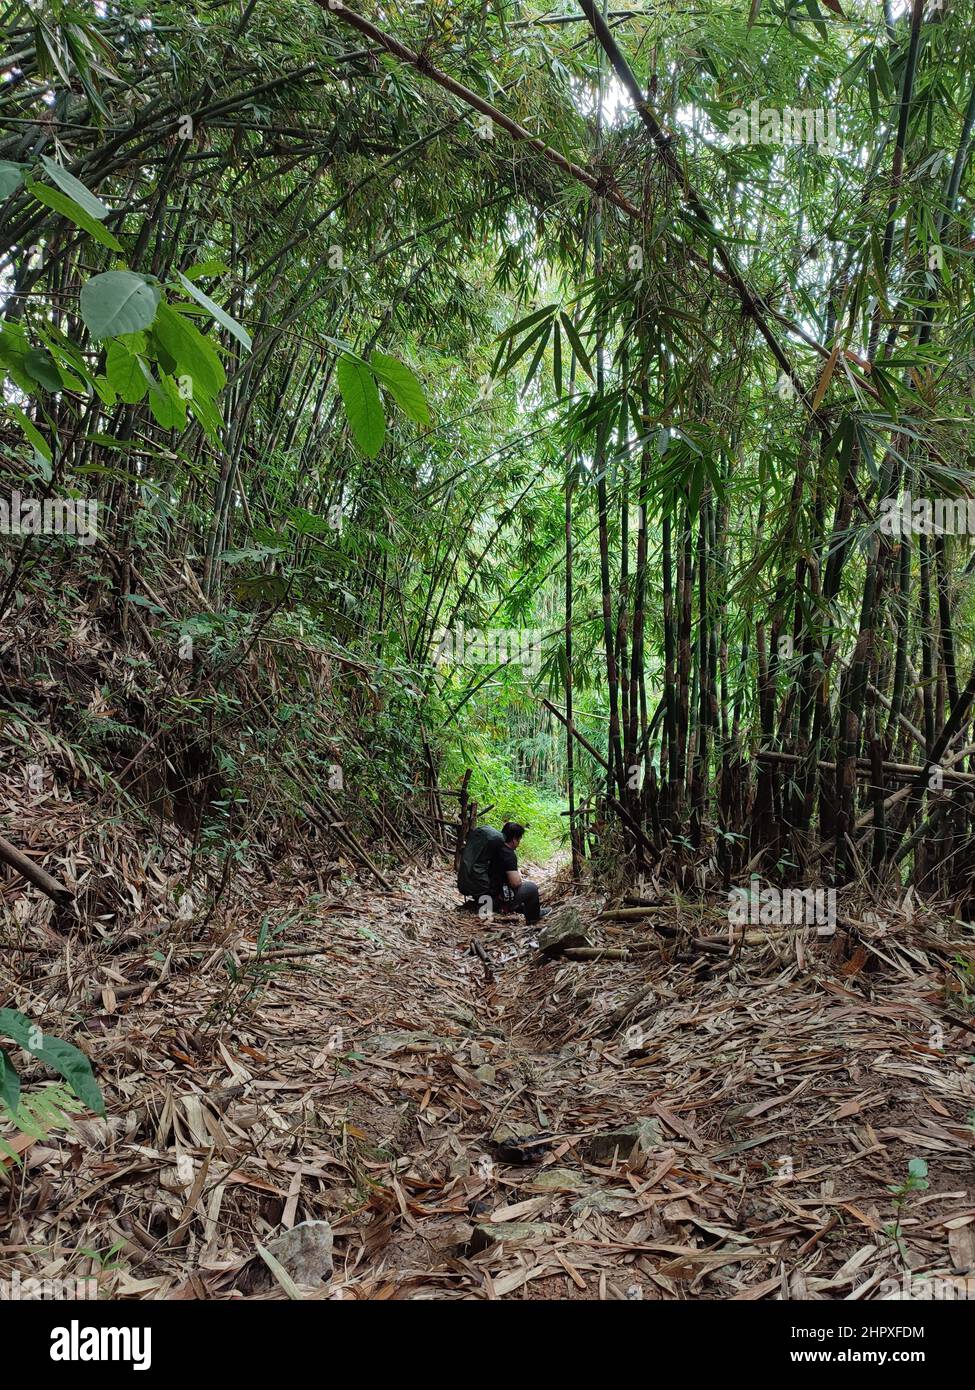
[39,154,109,219]
[176,271,252,351]
[559,312,594,380]
[521,323,550,392]
[501,321,549,375]
[28,179,124,252]
[496,304,556,342]
[873,47,893,99]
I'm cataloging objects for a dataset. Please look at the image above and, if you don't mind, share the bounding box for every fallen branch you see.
[563,946,629,961]
[0,834,74,908]
[243,945,331,961]
[471,938,495,982]
[757,748,975,784]
[599,906,670,921]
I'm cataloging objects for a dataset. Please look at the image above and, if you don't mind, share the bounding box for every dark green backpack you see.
[457,824,503,897]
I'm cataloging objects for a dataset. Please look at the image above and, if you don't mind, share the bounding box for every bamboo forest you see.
[2,0,975,1340]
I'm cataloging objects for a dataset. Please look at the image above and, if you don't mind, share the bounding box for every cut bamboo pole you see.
[0,834,74,907]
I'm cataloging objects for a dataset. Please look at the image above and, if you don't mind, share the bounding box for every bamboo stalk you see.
[0,835,73,908]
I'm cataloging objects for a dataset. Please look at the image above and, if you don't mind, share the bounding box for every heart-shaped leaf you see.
[80,271,160,340]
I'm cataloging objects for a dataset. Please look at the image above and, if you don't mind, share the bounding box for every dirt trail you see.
[264,864,975,1301]
[7,862,975,1300]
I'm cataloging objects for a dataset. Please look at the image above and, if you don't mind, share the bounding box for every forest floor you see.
[4,853,975,1300]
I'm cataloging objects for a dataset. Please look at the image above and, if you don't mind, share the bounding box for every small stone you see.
[365,1030,447,1055]
[468,1221,555,1252]
[537,908,591,956]
[433,1219,474,1252]
[662,1199,695,1226]
[473,1064,496,1083]
[571,1189,634,1214]
[265,1219,333,1286]
[528,1167,587,1192]
[585,1117,664,1165]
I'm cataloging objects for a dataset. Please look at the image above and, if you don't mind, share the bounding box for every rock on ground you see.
[265,1219,334,1286]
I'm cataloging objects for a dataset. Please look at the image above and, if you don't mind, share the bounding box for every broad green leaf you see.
[370,351,430,425]
[337,355,385,457]
[93,374,117,408]
[0,1009,104,1116]
[189,389,224,444]
[80,271,160,340]
[6,403,52,461]
[118,331,148,354]
[124,594,167,614]
[183,260,230,280]
[39,154,109,219]
[176,271,252,351]
[24,348,62,392]
[0,326,36,395]
[152,303,226,397]
[0,1050,20,1113]
[0,160,26,199]
[28,179,123,252]
[220,546,286,564]
[105,341,148,403]
[148,373,188,430]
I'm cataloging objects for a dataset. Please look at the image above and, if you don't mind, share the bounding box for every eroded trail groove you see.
[22,864,972,1301]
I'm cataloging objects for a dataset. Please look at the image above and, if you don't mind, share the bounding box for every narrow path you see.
[261,864,974,1301]
[23,862,973,1300]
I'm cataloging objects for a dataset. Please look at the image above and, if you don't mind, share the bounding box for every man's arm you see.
[506,867,523,888]
[502,845,522,888]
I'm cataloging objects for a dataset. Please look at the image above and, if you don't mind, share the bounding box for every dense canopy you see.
[2,0,975,1318]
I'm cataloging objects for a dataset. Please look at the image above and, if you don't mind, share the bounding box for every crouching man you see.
[457,820,546,924]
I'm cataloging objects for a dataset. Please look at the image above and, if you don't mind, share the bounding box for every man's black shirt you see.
[489,840,518,897]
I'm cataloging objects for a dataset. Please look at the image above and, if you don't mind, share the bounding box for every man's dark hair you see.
[502,822,526,842]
